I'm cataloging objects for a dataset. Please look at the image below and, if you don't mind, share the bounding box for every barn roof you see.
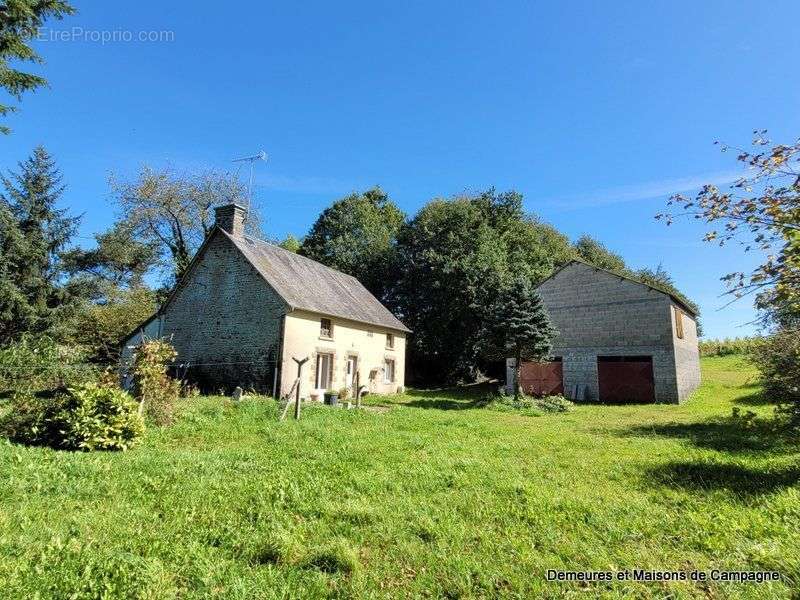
[221,229,411,332]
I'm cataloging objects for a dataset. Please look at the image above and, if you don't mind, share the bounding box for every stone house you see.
[507,260,700,404]
[121,204,410,399]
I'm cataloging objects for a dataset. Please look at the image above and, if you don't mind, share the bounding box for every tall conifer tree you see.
[0,146,78,342]
[487,277,556,401]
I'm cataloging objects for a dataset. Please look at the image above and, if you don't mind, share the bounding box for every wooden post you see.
[292,357,309,420]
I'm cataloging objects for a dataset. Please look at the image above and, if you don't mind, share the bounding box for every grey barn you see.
[508,260,700,404]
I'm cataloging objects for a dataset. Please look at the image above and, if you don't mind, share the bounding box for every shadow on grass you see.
[732,389,774,407]
[404,397,489,410]
[622,417,795,454]
[646,460,800,497]
[402,383,495,410]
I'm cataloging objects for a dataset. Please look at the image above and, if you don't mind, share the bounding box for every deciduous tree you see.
[657,131,800,321]
[573,234,627,272]
[278,234,301,253]
[110,167,256,283]
[63,219,159,301]
[300,187,404,300]
[390,189,572,382]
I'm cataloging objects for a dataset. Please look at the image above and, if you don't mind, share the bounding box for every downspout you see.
[273,312,288,398]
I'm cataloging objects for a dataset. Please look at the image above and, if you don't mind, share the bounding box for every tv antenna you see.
[232,150,268,211]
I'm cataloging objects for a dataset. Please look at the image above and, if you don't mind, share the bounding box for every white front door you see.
[345,357,356,390]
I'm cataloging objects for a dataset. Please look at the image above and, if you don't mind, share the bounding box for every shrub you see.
[533,395,575,413]
[0,383,144,451]
[751,329,800,428]
[0,391,62,447]
[487,392,574,416]
[130,339,181,426]
[699,337,760,357]
[0,335,95,394]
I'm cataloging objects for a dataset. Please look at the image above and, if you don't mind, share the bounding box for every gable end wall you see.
[536,263,683,403]
[160,232,287,392]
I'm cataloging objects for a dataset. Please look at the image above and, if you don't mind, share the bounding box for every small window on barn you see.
[674,307,684,339]
[320,318,333,339]
[384,359,395,384]
[386,333,395,349]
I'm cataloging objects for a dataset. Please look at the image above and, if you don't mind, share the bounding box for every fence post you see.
[292,357,309,420]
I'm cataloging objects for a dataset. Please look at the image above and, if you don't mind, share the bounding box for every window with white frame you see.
[386,332,394,349]
[316,353,334,389]
[383,359,395,384]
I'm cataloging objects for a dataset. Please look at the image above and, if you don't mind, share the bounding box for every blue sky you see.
[2,1,798,339]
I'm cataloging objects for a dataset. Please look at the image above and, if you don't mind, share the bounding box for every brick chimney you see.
[214,203,247,236]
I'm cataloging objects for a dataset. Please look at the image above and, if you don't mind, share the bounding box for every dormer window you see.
[320,318,333,339]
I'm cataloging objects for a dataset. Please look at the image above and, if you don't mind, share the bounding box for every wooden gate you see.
[597,356,655,403]
[519,360,563,396]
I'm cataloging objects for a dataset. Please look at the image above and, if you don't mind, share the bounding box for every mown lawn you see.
[1,356,798,598]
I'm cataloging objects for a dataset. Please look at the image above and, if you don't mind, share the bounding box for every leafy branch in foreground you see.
[657,131,800,319]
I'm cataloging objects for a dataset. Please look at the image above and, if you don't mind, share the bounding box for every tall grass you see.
[0,356,797,598]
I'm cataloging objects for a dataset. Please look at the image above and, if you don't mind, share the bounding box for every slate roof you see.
[221,229,411,332]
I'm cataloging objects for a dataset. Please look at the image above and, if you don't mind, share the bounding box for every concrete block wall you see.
[160,231,288,392]
[671,305,701,401]
[536,262,687,403]
[558,346,677,403]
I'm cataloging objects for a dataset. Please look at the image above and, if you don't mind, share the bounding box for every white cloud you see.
[544,169,746,210]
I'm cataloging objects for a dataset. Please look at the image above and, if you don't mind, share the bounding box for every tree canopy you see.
[300,187,405,300]
[390,189,572,382]
[63,219,159,301]
[109,167,255,283]
[573,234,627,272]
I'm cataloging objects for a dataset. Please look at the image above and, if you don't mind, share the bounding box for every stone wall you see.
[159,231,288,392]
[281,309,406,400]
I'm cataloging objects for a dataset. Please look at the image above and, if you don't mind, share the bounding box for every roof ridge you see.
[222,229,411,332]
[238,232,361,282]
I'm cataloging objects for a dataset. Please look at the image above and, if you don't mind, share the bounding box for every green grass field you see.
[1,356,798,599]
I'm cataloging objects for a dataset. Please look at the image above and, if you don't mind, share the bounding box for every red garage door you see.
[597,356,655,403]
[519,359,563,396]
